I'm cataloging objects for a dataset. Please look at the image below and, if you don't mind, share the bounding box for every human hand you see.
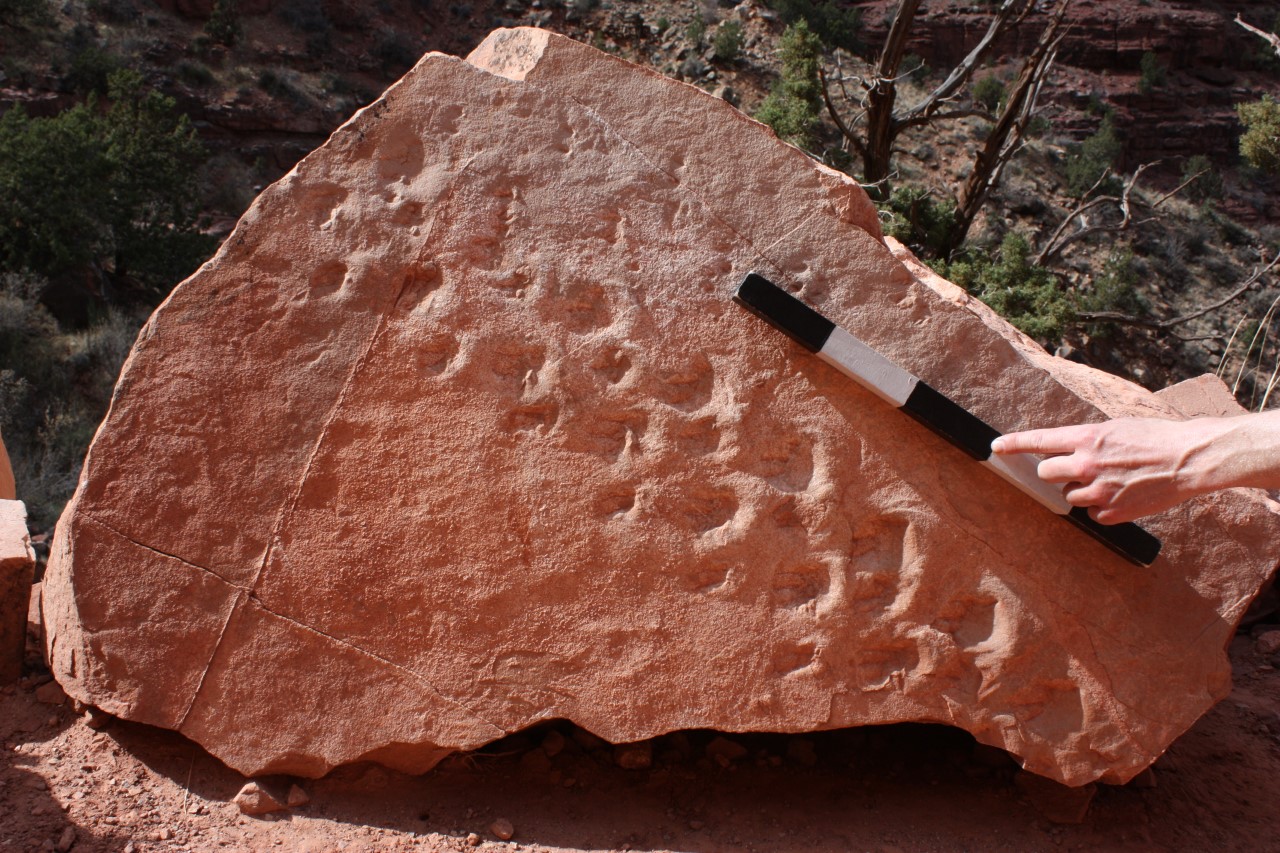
[990,417,1231,524]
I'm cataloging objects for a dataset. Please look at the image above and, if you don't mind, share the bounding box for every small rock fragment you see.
[541,730,566,757]
[1014,771,1096,824]
[355,766,390,791]
[36,681,67,705]
[286,784,310,807]
[232,781,287,815]
[571,728,605,751]
[519,748,553,775]
[491,818,515,840]
[1257,630,1280,656]
[465,832,481,846]
[83,708,111,730]
[614,741,652,770]
[55,827,75,853]
[705,736,747,764]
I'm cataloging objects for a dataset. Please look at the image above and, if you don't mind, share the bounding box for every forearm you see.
[1190,409,1280,495]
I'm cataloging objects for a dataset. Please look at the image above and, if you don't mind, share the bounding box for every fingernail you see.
[991,437,1005,452]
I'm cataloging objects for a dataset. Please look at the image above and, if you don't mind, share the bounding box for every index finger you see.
[991,425,1095,456]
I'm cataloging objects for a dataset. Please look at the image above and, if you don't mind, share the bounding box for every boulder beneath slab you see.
[42,29,1280,786]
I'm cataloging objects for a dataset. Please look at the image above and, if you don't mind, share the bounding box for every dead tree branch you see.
[1035,163,1156,267]
[1236,15,1280,59]
[948,0,1071,253]
[823,0,1039,190]
[1075,253,1280,330]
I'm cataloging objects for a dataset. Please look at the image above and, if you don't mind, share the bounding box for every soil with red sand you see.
[3,591,1279,853]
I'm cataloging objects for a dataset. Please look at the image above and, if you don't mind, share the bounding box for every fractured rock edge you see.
[45,33,1280,783]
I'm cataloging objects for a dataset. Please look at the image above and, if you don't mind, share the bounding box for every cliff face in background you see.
[855,0,1279,170]
[6,1,1277,184]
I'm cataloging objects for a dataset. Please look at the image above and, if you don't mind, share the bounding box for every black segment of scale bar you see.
[733,273,834,353]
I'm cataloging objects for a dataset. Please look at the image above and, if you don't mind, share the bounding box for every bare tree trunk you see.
[826,0,1033,195]
[859,0,922,190]
[946,0,1071,255]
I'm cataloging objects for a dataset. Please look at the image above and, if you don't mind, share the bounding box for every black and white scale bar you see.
[733,272,1162,567]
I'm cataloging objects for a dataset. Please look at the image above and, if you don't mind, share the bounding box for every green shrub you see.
[63,42,123,97]
[1064,114,1122,197]
[713,20,743,62]
[205,0,241,46]
[0,0,53,29]
[902,52,930,83]
[685,16,706,48]
[1138,51,1165,94]
[374,27,418,73]
[0,273,143,530]
[176,60,216,87]
[278,0,330,33]
[1181,154,1223,204]
[880,186,957,259]
[1078,250,1146,337]
[258,68,315,109]
[0,70,213,296]
[972,74,1005,112]
[943,233,1073,341]
[86,0,139,22]
[1239,95,1280,175]
[767,0,859,52]
[754,21,823,149]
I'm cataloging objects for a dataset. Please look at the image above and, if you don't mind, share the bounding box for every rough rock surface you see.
[2,499,34,683]
[43,29,1280,786]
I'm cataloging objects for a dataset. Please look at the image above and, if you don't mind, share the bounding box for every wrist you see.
[1193,412,1280,494]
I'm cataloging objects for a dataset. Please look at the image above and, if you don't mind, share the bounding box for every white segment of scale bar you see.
[817,326,918,407]
[984,452,1073,515]
[820,326,1070,515]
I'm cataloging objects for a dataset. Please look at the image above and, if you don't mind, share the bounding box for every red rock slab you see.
[44,34,1280,786]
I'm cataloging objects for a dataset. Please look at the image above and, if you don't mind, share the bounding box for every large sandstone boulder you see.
[44,29,1280,786]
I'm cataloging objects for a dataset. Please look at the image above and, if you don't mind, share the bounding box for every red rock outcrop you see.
[43,29,1280,786]
[2,500,34,683]
[0,427,14,502]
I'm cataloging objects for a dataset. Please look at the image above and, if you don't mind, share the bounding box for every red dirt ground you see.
[3,587,1278,853]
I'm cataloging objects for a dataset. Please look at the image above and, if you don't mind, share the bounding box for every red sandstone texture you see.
[42,29,1280,787]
